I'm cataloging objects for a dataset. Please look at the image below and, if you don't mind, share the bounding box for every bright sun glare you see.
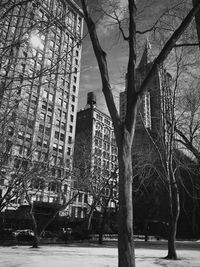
[30,34,43,50]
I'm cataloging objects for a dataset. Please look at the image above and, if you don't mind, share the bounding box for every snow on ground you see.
[0,242,199,267]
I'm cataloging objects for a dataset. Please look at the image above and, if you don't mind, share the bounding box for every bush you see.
[71,227,90,240]
[0,229,15,241]
[15,231,34,242]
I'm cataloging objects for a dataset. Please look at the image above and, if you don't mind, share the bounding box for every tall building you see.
[0,0,83,211]
[72,92,118,220]
[119,42,172,153]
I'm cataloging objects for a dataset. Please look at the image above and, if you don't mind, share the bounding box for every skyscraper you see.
[119,41,172,153]
[0,0,83,210]
[72,92,118,220]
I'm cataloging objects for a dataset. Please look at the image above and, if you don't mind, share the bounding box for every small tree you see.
[73,130,118,234]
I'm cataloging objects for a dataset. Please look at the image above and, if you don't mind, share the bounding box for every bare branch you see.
[81,0,121,140]
[138,1,200,99]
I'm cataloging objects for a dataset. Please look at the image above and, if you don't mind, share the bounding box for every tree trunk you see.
[144,220,149,242]
[166,172,180,260]
[118,132,135,267]
[87,206,95,231]
[192,180,199,236]
[98,209,107,245]
[32,234,40,249]
[29,208,40,248]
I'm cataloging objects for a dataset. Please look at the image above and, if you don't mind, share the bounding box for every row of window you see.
[36,1,82,35]
[94,139,117,153]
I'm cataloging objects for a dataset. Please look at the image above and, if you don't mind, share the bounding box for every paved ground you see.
[0,241,199,267]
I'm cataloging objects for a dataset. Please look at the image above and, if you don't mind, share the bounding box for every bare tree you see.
[0,0,83,247]
[20,163,77,248]
[73,130,118,233]
[79,1,200,265]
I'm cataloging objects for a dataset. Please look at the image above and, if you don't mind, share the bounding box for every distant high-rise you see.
[0,0,83,208]
[119,41,172,152]
[72,92,118,219]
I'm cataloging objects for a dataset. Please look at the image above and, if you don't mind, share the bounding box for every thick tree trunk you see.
[118,132,135,267]
[166,172,180,260]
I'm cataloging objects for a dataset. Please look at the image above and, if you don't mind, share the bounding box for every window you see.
[61,122,65,130]
[69,125,73,133]
[55,131,59,139]
[84,194,88,203]
[73,85,76,92]
[64,101,68,109]
[39,124,44,133]
[56,120,60,127]
[43,140,48,148]
[50,171,56,182]
[53,143,58,151]
[31,95,37,105]
[73,76,77,83]
[29,107,34,115]
[66,159,70,167]
[25,133,31,141]
[49,93,53,101]
[58,98,63,106]
[47,115,52,124]
[57,169,62,178]
[45,127,51,136]
[58,145,63,153]
[72,95,75,102]
[34,151,40,160]
[37,137,42,146]
[58,109,62,117]
[71,104,74,112]
[18,131,23,139]
[64,184,68,193]
[50,40,54,48]
[42,101,47,110]
[78,193,82,203]
[41,113,45,121]
[67,147,71,155]
[75,59,78,65]
[70,115,73,122]
[68,136,72,144]
[60,133,65,142]
[76,50,79,57]
[48,104,53,113]
[38,52,43,59]
[48,182,57,192]
[61,77,65,86]
[43,90,48,98]
[28,119,34,129]
[63,111,67,120]
[52,156,57,165]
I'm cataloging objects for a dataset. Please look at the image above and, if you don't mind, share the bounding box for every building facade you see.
[72,92,118,220]
[119,42,172,154]
[0,0,83,212]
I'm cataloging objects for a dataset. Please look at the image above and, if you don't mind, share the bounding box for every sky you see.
[76,0,190,114]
